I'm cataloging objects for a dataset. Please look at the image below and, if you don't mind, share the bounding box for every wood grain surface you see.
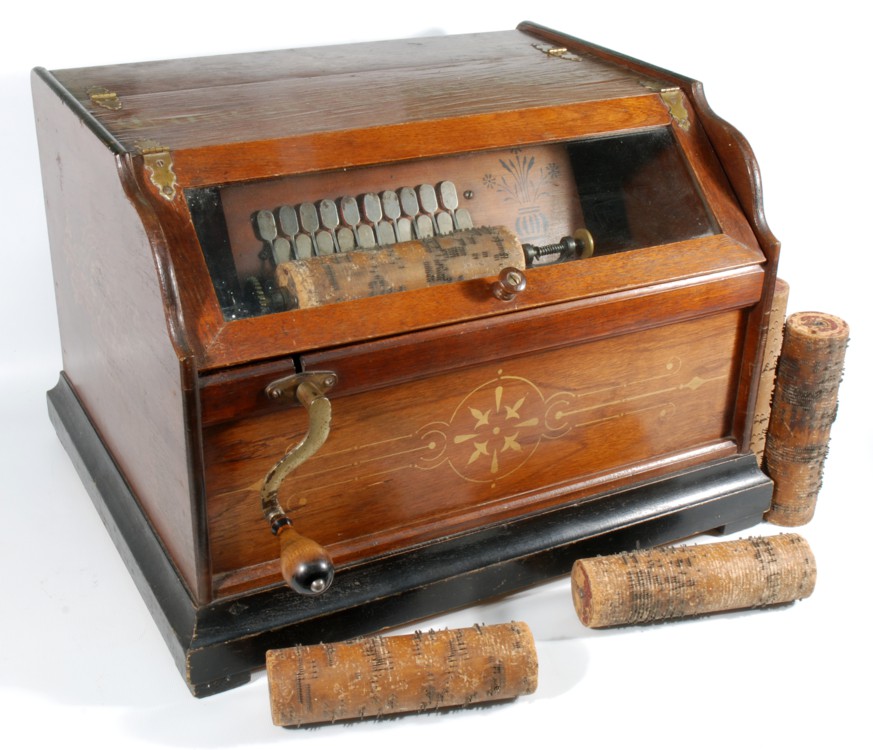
[206,309,750,595]
[36,25,777,611]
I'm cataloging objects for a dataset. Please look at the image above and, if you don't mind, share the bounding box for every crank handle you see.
[260,371,337,595]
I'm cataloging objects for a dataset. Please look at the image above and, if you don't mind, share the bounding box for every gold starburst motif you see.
[434,372,547,482]
[453,387,540,475]
[413,357,704,485]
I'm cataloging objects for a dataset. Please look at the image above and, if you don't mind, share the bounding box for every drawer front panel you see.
[204,308,747,596]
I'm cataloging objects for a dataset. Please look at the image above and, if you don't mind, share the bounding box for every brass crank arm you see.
[260,371,337,595]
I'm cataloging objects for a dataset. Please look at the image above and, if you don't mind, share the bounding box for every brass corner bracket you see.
[660,88,691,131]
[135,140,177,201]
[641,80,691,131]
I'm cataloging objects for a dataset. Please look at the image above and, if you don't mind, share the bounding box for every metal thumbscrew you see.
[522,229,595,265]
[492,267,527,301]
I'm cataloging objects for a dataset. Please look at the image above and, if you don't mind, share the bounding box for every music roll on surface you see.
[266,622,538,726]
[275,225,524,309]
[571,535,816,628]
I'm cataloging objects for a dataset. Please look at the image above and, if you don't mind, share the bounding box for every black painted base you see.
[48,372,772,697]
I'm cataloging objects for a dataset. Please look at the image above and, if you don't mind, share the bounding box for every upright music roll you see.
[751,278,790,464]
[764,311,849,526]
[275,225,524,309]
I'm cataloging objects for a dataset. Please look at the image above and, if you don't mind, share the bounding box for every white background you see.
[2,2,870,748]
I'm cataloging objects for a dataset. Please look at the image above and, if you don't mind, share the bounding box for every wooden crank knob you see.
[277,522,334,595]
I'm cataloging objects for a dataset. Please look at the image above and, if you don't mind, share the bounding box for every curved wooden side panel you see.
[32,69,206,602]
[516,21,780,264]
[517,21,780,453]
[117,153,196,364]
[680,80,780,263]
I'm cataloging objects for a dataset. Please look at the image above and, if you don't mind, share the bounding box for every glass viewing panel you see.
[186,128,716,320]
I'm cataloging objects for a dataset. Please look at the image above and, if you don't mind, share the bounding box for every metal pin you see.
[314,230,335,256]
[318,199,341,253]
[381,190,401,224]
[455,208,474,230]
[272,237,292,264]
[395,217,413,242]
[360,193,382,225]
[336,226,356,252]
[399,187,420,219]
[417,184,439,238]
[277,205,299,237]
[256,210,278,242]
[437,181,460,232]
[435,212,454,235]
[298,202,320,247]
[379,190,401,244]
[399,187,422,239]
[357,224,376,249]
[417,183,438,215]
[415,214,434,238]
[437,181,459,212]
[339,196,362,248]
[360,193,389,246]
[376,221,396,245]
[295,233,313,259]
[278,205,304,259]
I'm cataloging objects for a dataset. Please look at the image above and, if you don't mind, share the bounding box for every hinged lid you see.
[44,27,670,157]
[33,23,775,372]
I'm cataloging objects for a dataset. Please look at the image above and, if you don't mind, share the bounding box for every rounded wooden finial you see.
[277,525,334,595]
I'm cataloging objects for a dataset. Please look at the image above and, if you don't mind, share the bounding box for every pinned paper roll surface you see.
[275,225,524,309]
[571,535,816,628]
[751,278,790,464]
[266,622,538,726]
[764,311,849,526]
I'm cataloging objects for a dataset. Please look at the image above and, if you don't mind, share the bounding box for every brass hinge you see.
[87,86,122,110]
[532,43,585,62]
[135,140,177,201]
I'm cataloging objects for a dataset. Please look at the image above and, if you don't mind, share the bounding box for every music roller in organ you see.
[36,24,784,694]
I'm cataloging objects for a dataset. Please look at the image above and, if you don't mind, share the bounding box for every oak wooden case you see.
[34,23,778,695]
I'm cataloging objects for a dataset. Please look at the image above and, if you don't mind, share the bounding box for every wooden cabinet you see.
[35,22,777,695]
